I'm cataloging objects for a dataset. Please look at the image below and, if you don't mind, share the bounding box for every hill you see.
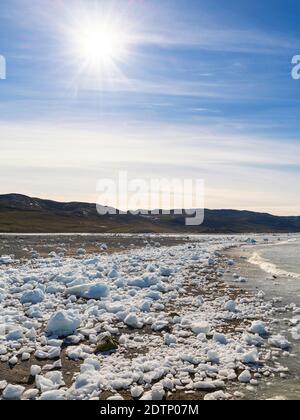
[0,193,300,234]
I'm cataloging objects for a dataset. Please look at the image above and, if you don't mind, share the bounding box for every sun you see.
[63,5,135,89]
[76,21,127,68]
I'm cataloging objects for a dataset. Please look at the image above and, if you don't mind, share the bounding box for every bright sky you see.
[1,0,300,215]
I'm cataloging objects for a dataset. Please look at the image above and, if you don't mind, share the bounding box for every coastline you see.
[0,234,298,400]
[224,245,300,400]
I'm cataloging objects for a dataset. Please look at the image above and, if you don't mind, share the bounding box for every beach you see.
[0,233,299,400]
[224,237,300,400]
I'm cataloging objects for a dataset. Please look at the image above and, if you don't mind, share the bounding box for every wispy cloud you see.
[139,28,298,55]
[1,120,300,214]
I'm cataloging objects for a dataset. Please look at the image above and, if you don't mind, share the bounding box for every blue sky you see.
[0,0,300,214]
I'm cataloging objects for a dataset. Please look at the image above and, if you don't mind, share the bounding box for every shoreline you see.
[224,245,300,400]
[0,234,298,400]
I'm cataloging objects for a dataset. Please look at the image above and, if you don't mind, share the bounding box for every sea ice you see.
[242,350,259,364]
[213,333,228,345]
[20,289,45,305]
[108,269,119,279]
[23,389,40,400]
[160,267,173,277]
[0,255,14,265]
[238,370,252,383]
[6,328,23,341]
[249,321,269,337]
[164,334,177,346]
[124,313,144,329]
[66,283,110,299]
[2,384,25,400]
[31,365,42,377]
[204,391,231,401]
[225,300,237,312]
[151,385,165,400]
[243,333,264,347]
[268,335,291,350]
[0,381,7,391]
[207,350,220,364]
[131,386,144,398]
[0,233,294,401]
[192,322,210,335]
[36,372,63,393]
[39,390,66,400]
[46,310,81,337]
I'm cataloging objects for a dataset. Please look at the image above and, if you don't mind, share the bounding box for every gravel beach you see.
[0,234,298,400]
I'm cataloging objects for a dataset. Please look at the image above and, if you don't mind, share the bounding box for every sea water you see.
[239,238,300,400]
[248,238,300,305]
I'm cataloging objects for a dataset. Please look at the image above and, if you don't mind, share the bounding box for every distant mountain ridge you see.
[0,193,300,234]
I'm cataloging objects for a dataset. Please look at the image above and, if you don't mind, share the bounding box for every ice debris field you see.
[0,235,297,400]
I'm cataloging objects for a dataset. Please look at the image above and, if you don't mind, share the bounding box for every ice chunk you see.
[108,269,119,279]
[23,389,39,400]
[238,370,252,383]
[225,300,237,312]
[21,352,30,361]
[249,321,269,337]
[162,378,174,390]
[46,310,81,337]
[39,390,66,400]
[145,291,161,301]
[140,301,151,312]
[213,333,228,345]
[192,322,210,335]
[31,365,42,377]
[207,350,220,364]
[152,320,169,332]
[0,255,14,265]
[124,313,144,329]
[160,267,173,277]
[20,289,45,305]
[107,395,124,401]
[128,276,158,288]
[46,285,65,294]
[243,333,264,347]
[66,283,110,300]
[2,384,25,400]
[131,386,144,398]
[6,328,23,341]
[194,382,216,390]
[194,296,204,307]
[208,258,215,266]
[164,334,177,346]
[0,380,8,391]
[204,391,231,401]
[87,284,110,299]
[36,371,63,393]
[242,350,259,364]
[268,335,291,350]
[151,385,165,401]
[9,356,18,366]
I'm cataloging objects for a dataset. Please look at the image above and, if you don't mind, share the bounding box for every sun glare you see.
[64,5,136,89]
[76,21,127,67]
